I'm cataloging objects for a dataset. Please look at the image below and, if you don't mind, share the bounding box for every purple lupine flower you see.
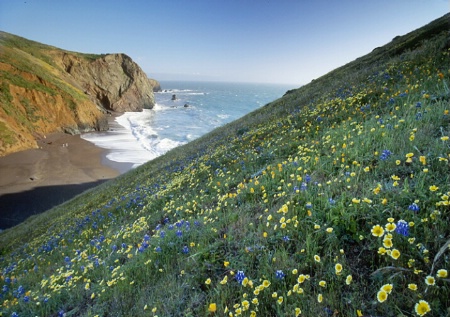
[275,270,285,280]
[395,220,409,236]
[235,270,245,284]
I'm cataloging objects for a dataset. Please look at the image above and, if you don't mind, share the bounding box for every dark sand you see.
[0,132,131,229]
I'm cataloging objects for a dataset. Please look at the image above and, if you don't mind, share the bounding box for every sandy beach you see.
[0,132,130,229]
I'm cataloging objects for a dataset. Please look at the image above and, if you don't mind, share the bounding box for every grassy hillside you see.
[0,31,107,154]
[1,14,449,317]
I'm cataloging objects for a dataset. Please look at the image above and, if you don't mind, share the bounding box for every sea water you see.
[81,81,294,170]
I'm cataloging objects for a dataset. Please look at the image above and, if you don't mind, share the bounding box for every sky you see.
[0,1,448,86]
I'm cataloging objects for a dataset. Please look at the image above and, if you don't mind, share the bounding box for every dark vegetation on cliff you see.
[0,31,159,156]
[0,14,449,317]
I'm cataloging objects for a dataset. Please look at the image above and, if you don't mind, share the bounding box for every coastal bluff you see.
[0,31,160,156]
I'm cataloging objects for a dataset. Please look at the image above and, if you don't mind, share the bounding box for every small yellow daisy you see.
[376,290,387,303]
[414,300,431,316]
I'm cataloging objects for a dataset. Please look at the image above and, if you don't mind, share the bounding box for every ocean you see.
[81,81,295,170]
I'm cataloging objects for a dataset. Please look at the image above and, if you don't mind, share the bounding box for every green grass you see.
[1,14,449,317]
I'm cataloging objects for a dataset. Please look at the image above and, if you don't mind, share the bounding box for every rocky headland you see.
[0,31,160,156]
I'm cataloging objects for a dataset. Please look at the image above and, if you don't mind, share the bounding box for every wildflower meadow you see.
[1,13,449,317]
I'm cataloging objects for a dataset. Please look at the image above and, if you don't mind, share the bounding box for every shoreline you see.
[0,130,130,229]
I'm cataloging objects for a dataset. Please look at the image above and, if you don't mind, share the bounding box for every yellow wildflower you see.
[425,276,435,286]
[381,284,393,294]
[371,224,384,237]
[415,300,431,316]
[385,223,396,232]
[208,303,217,313]
[220,276,228,285]
[262,280,271,288]
[346,275,352,285]
[383,238,393,249]
[376,290,387,303]
[317,293,323,303]
[429,185,439,192]
[335,263,343,275]
[390,249,400,260]
[408,283,417,291]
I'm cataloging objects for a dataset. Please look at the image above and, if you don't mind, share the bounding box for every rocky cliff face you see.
[0,31,160,156]
[59,53,156,112]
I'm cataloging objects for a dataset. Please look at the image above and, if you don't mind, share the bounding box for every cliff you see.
[0,31,160,156]
[59,53,156,112]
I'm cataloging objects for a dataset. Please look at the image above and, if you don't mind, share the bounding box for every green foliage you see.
[0,121,16,146]
[1,14,449,317]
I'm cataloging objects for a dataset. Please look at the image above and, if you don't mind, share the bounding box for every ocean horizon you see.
[81,81,295,170]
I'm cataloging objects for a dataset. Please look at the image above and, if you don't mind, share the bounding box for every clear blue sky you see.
[0,0,448,85]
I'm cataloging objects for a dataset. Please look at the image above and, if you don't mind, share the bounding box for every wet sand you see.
[0,132,131,229]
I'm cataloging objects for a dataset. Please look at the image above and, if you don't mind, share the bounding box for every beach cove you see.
[0,132,128,230]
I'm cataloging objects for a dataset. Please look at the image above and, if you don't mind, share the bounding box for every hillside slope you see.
[0,32,159,156]
[0,14,449,317]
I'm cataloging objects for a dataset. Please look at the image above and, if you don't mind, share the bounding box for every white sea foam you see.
[82,109,186,169]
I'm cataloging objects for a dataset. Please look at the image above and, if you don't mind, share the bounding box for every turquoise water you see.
[82,81,295,168]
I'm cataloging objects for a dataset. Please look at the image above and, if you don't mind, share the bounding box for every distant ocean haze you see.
[81,81,295,169]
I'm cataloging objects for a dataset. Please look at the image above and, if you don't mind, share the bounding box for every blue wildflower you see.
[155,246,162,253]
[182,246,189,254]
[328,198,336,205]
[306,202,312,209]
[282,236,290,242]
[160,230,166,238]
[395,220,409,236]
[17,285,25,296]
[176,230,183,237]
[235,270,246,284]
[380,149,392,161]
[275,270,285,280]
[408,203,420,212]
[416,102,422,108]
